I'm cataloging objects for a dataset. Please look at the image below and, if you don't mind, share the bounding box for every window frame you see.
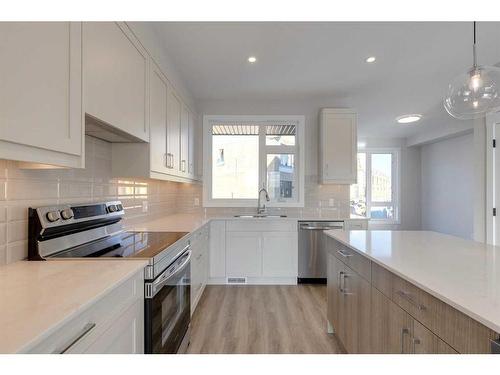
[203,115,305,208]
[354,147,401,224]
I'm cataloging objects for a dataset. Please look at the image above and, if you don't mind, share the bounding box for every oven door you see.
[145,248,191,354]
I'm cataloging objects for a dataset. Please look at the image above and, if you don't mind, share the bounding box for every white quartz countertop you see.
[0,259,148,353]
[324,230,500,333]
[128,212,367,233]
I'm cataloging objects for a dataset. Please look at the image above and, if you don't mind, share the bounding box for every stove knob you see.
[46,211,61,222]
[60,208,74,220]
[108,205,117,213]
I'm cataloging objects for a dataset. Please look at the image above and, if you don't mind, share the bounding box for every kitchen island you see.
[323,230,500,354]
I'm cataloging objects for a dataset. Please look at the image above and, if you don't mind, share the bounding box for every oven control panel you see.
[35,201,124,228]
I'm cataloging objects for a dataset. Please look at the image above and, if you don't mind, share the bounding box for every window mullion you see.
[259,125,266,190]
[366,152,372,218]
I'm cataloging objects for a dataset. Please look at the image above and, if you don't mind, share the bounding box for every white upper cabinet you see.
[188,109,196,178]
[0,22,83,167]
[166,86,181,173]
[83,22,149,142]
[149,61,169,174]
[180,104,189,176]
[319,108,357,184]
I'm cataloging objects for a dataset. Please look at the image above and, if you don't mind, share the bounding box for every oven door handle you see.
[149,249,191,297]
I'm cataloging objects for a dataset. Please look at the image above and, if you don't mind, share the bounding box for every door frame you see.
[486,112,500,245]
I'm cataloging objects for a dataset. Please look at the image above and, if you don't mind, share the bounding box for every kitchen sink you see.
[233,214,287,218]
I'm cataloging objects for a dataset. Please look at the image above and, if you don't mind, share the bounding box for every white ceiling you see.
[151,22,500,139]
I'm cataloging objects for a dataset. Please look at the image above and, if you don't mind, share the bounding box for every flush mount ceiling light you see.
[396,114,422,124]
[365,56,376,63]
[247,56,257,63]
[444,22,500,120]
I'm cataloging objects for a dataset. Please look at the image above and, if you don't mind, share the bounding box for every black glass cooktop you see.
[49,231,189,259]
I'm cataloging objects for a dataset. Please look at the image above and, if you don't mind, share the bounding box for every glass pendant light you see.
[444,22,500,120]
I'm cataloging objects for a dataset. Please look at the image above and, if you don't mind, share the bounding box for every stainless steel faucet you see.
[257,187,270,214]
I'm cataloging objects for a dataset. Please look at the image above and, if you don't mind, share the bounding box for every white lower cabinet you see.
[221,220,298,284]
[190,224,209,314]
[24,268,144,354]
[209,220,226,283]
[226,232,262,278]
[262,232,298,277]
[77,299,143,354]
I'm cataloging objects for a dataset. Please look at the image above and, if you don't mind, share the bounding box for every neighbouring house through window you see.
[350,148,400,223]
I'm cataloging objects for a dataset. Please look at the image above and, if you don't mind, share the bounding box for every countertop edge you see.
[324,230,500,334]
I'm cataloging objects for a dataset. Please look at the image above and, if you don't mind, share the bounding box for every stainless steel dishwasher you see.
[298,221,344,284]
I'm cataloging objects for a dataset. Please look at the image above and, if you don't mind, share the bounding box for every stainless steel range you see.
[28,201,191,354]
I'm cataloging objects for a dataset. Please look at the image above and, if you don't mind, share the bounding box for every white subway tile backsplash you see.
[6,241,27,264]
[0,135,349,265]
[7,221,27,244]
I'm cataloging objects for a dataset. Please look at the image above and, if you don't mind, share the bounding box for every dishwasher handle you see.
[299,224,344,230]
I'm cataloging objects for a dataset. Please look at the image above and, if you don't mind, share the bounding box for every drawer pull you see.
[396,290,426,311]
[337,250,353,258]
[55,322,96,354]
[400,328,409,354]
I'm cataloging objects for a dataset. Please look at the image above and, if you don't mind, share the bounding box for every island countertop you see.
[323,229,500,334]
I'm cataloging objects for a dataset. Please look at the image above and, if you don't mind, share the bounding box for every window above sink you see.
[203,115,305,208]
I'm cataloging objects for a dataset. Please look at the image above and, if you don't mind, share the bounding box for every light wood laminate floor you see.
[187,285,345,354]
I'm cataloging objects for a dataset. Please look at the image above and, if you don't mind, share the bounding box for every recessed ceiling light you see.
[365,56,376,63]
[248,56,257,63]
[396,114,422,124]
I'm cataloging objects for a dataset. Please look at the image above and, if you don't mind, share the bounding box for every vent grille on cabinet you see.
[226,277,247,285]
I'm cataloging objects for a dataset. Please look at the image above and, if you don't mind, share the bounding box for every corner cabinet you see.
[0,22,84,168]
[319,108,357,184]
[83,22,149,142]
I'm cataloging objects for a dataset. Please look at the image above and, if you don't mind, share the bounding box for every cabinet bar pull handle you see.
[337,250,353,258]
[55,322,96,354]
[412,337,421,353]
[400,328,409,354]
[338,271,344,292]
[396,290,426,311]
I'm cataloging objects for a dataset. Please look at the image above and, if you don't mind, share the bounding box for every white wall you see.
[420,132,474,239]
[359,138,421,230]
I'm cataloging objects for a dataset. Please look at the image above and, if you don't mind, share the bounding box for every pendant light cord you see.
[473,21,477,68]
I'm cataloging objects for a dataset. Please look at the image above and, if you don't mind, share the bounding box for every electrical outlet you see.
[329,198,335,207]
[142,201,148,213]
[194,197,200,206]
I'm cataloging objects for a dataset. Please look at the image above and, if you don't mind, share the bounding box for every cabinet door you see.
[226,231,262,278]
[412,320,457,354]
[327,253,343,336]
[0,22,82,156]
[188,109,196,177]
[82,300,144,354]
[84,22,149,141]
[346,268,372,353]
[209,221,226,279]
[167,86,181,174]
[149,61,168,174]
[262,232,297,277]
[180,104,189,176]
[320,109,356,184]
[371,287,413,353]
